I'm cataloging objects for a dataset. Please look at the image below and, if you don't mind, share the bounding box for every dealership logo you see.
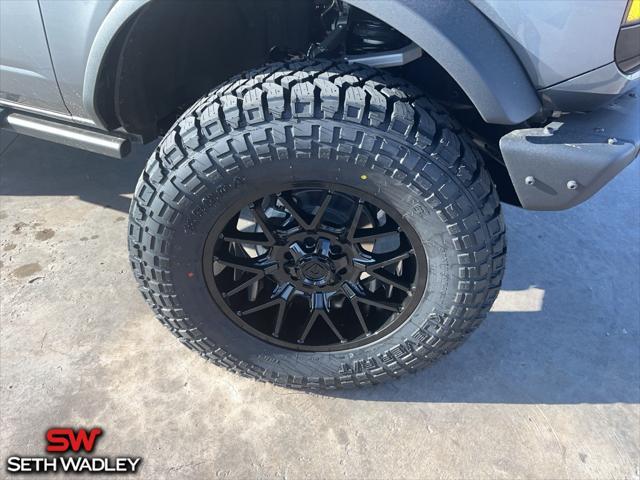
[46,427,102,453]
[6,427,141,474]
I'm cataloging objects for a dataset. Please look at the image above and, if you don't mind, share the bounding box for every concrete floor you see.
[1,130,639,479]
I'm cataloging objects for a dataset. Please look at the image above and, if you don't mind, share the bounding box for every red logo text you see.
[46,428,103,453]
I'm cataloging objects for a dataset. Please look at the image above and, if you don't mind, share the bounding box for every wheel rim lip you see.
[202,181,428,353]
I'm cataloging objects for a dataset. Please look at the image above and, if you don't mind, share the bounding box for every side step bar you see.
[0,110,131,159]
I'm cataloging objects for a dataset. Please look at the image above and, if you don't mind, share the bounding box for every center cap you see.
[301,259,330,281]
[297,255,333,285]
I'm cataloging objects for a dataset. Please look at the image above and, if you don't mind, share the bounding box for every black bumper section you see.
[500,89,639,211]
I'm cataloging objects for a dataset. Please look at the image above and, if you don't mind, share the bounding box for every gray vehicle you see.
[1,0,638,389]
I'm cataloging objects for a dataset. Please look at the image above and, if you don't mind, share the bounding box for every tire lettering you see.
[184,176,246,233]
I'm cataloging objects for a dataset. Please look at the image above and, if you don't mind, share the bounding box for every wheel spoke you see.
[333,255,349,271]
[346,201,364,241]
[239,297,280,316]
[278,193,313,230]
[298,310,320,344]
[353,248,413,272]
[273,284,294,337]
[216,253,277,275]
[372,249,413,270]
[368,268,412,292]
[239,284,295,337]
[298,292,327,343]
[223,273,263,297]
[272,302,286,338]
[351,300,369,335]
[352,224,398,243]
[298,292,344,344]
[319,310,345,343]
[356,295,402,313]
[343,281,402,313]
[308,192,332,230]
[342,283,370,335]
[250,202,277,243]
[231,243,245,281]
[222,230,272,246]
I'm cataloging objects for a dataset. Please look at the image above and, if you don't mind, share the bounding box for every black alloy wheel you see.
[204,187,427,351]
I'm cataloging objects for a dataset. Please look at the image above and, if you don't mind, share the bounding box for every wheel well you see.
[97,0,491,139]
[94,0,520,204]
[95,0,319,139]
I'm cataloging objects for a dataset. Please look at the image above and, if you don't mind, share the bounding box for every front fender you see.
[344,0,541,125]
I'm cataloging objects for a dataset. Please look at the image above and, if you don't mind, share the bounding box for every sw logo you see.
[6,427,141,474]
[46,427,103,453]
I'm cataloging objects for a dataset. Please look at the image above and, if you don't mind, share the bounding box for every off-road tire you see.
[128,59,506,389]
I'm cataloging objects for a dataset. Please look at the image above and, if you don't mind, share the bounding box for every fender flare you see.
[84,0,541,128]
[343,0,540,125]
[82,0,150,128]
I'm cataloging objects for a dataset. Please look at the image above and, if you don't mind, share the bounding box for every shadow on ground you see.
[0,133,155,214]
[330,161,640,405]
[1,133,638,406]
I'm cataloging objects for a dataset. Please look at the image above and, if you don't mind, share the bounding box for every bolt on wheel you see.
[203,187,427,351]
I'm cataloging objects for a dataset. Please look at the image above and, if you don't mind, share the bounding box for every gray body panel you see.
[0,0,68,115]
[38,0,118,124]
[540,63,640,112]
[471,0,628,89]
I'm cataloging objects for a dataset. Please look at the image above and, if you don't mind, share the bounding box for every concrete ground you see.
[1,130,638,480]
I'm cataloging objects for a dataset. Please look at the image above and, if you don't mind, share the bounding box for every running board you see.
[0,109,131,159]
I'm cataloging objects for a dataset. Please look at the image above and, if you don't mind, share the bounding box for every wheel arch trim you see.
[82,0,149,129]
[343,0,541,125]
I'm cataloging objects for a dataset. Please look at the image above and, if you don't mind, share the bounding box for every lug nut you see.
[608,137,618,145]
[567,180,578,190]
[525,176,535,186]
